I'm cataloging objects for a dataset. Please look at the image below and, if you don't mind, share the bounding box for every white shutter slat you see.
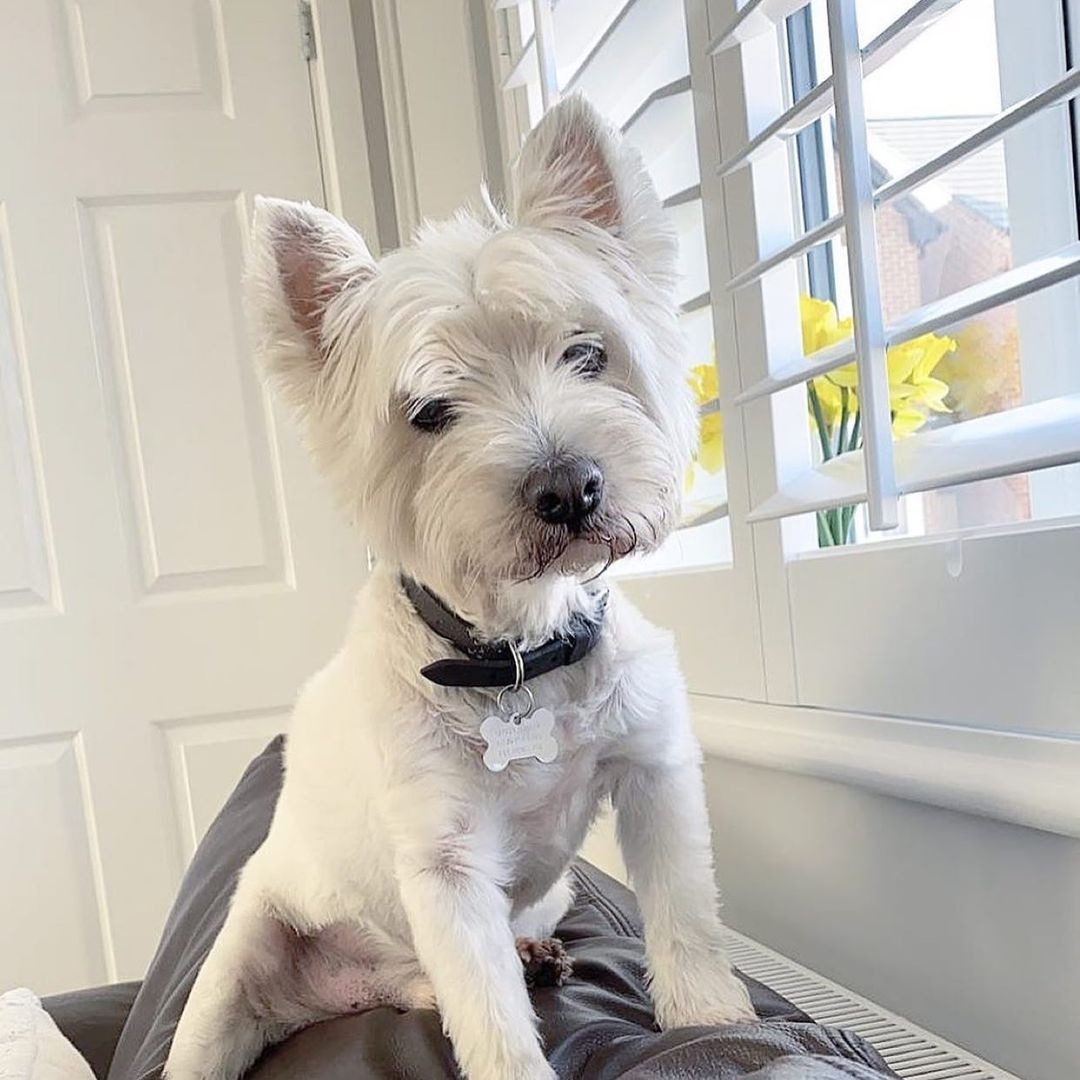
[875,65,1080,204]
[734,240,1080,406]
[746,394,1080,522]
[734,336,856,408]
[883,241,1080,346]
[718,80,833,179]
[716,0,964,178]
[663,185,702,209]
[500,0,632,92]
[681,291,711,314]
[552,0,632,86]
[623,82,698,200]
[566,0,687,128]
[726,64,1080,293]
[621,76,691,133]
[502,33,537,90]
[727,212,844,293]
[683,499,730,527]
[706,0,809,55]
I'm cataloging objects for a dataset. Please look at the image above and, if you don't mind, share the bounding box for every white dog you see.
[165,94,754,1080]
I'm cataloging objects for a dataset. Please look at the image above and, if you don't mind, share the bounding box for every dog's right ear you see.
[512,94,675,290]
[247,196,377,414]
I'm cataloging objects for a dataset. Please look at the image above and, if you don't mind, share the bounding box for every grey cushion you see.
[104,736,894,1079]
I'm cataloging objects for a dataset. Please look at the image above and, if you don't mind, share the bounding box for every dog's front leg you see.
[613,739,755,1030]
[394,824,554,1080]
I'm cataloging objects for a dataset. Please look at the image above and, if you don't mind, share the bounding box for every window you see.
[485,1,1080,732]
[785,0,1080,545]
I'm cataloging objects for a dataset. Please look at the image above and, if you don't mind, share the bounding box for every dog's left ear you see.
[246,197,377,417]
[512,93,675,288]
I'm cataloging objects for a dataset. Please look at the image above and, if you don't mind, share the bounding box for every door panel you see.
[0,0,367,992]
[79,191,288,593]
[0,215,57,609]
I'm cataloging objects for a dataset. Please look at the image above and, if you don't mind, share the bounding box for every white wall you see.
[705,757,1080,1080]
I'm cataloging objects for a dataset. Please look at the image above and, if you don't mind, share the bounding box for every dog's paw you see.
[653,967,756,1029]
[516,936,573,988]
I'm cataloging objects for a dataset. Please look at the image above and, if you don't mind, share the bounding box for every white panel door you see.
[0,0,366,993]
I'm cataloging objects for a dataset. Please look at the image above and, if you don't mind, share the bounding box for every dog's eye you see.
[408,398,456,434]
[560,340,607,377]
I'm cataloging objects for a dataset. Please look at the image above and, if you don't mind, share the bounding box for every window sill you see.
[691,693,1080,838]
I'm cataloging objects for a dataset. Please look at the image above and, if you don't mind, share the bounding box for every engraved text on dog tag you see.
[480,707,558,771]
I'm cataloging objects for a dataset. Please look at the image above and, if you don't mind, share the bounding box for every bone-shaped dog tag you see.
[480,707,558,772]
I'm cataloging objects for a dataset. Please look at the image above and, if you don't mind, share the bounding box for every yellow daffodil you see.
[800,294,853,353]
[810,372,849,427]
[800,296,857,428]
[798,294,957,547]
[798,295,955,441]
[688,361,724,480]
[932,319,1018,420]
[688,360,718,404]
[886,332,955,386]
[697,413,724,473]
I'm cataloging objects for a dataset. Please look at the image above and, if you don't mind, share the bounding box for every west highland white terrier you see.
[166,94,754,1080]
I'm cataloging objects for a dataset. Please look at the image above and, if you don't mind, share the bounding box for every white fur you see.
[167,95,752,1080]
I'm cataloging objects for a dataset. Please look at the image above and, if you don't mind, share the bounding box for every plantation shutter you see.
[709,0,1080,531]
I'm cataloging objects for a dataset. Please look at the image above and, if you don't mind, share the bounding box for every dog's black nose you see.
[524,458,605,531]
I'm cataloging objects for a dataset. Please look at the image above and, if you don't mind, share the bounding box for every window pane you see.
[789,0,1080,546]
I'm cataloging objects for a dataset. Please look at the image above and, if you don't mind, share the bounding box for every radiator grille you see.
[724,929,1020,1080]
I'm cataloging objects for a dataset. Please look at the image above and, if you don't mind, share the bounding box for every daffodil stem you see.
[809,384,840,547]
[820,510,839,546]
[836,386,850,458]
[829,402,861,545]
[808,383,833,462]
[848,408,862,454]
[817,513,830,547]
[841,503,855,543]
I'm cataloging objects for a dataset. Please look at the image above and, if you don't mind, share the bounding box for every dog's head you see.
[249,95,696,595]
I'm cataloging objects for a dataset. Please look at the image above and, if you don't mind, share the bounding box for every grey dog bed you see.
[45,736,895,1079]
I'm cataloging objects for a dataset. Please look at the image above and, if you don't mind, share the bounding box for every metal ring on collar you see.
[496,682,534,719]
[508,640,525,691]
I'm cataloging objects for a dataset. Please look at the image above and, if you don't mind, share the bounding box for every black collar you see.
[401,576,607,688]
